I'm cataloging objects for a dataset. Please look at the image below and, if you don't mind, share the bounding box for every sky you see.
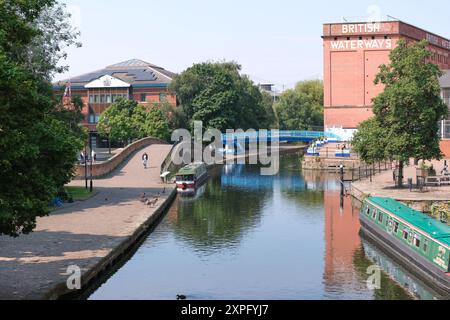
[57,0,450,91]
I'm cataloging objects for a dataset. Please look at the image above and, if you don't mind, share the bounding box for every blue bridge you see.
[221,130,342,144]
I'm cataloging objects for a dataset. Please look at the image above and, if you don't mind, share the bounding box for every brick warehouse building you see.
[54,59,177,148]
[322,19,450,155]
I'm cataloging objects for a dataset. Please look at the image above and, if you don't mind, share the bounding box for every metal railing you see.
[341,160,392,183]
[222,130,342,143]
[340,15,399,23]
[160,141,182,175]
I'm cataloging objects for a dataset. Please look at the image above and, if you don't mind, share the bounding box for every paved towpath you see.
[0,144,174,300]
[352,160,450,202]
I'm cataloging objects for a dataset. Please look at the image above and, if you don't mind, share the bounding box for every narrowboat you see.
[360,197,450,295]
[175,162,208,195]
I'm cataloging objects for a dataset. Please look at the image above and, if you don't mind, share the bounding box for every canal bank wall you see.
[74,137,168,179]
[47,188,177,300]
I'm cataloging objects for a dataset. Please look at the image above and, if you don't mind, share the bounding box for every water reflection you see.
[360,235,445,300]
[89,153,424,300]
[170,165,271,254]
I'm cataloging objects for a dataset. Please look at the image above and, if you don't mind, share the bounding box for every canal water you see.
[89,153,442,300]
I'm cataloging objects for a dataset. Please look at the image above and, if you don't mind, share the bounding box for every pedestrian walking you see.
[392,161,397,182]
[442,161,449,176]
[91,150,97,163]
[142,152,149,169]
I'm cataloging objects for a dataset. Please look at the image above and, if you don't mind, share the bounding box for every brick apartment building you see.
[440,70,450,155]
[54,59,177,148]
[322,19,450,155]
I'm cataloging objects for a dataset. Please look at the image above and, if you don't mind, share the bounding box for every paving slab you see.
[352,160,450,202]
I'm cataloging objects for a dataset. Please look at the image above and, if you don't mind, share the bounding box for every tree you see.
[132,104,171,141]
[260,91,277,129]
[98,99,172,143]
[53,94,87,139]
[97,98,138,145]
[170,61,273,131]
[0,1,84,236]
[351,118,388,163]
[352,40,448,187]
[275,80,324,130]
[160,101,188,131]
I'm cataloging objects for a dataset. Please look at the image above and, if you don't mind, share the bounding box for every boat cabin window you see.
[378,212,383,223]
[413,234,421,248]
[176,175,194,182]
[372,209,377,219]
[402,230,409,241]
[366,207,371,215]
[387,219,393,229]
[393,221,399,233]
[423,239,429,253]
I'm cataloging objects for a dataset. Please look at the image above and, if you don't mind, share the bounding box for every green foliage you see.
[98,99,171,143]
[170,61,274,131]
[0,0,83,236]
[133,104,171,141]
[430,203,450,225]
[351,118,388,164]
[274,80,324,130]
[353,40,448,167]
[160,101,189,131]
[98,98,138,143]
[261,91,277,129]
[65,186,94,202]
[53,95,87,139]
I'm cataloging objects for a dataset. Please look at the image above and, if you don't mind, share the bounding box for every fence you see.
[341,160,392,183]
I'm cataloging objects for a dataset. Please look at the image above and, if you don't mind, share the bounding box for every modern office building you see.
[54,59,177,148]
[322,18,450,151]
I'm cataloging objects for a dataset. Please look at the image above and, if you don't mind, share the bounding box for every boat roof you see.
[368,197,450,247]
[176,163,206,175]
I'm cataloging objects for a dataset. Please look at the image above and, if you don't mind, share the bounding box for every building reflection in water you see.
[310,169,443,300]
[321,175,366,297]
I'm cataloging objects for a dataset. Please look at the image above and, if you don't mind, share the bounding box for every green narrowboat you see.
[360,197,450,295]
[175,162,208,195]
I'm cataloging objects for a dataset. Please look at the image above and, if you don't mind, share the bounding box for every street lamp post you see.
[105,117,111,155]
[84,143,88,189]
[89,132,93,193]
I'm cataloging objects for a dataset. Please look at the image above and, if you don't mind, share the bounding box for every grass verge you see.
[65,186,95,201]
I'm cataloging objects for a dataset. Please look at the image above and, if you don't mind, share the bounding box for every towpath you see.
[0,144,174,300]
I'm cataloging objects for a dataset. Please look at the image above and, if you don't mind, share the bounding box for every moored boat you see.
[360,197,450,295]
[175,162,208,195]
